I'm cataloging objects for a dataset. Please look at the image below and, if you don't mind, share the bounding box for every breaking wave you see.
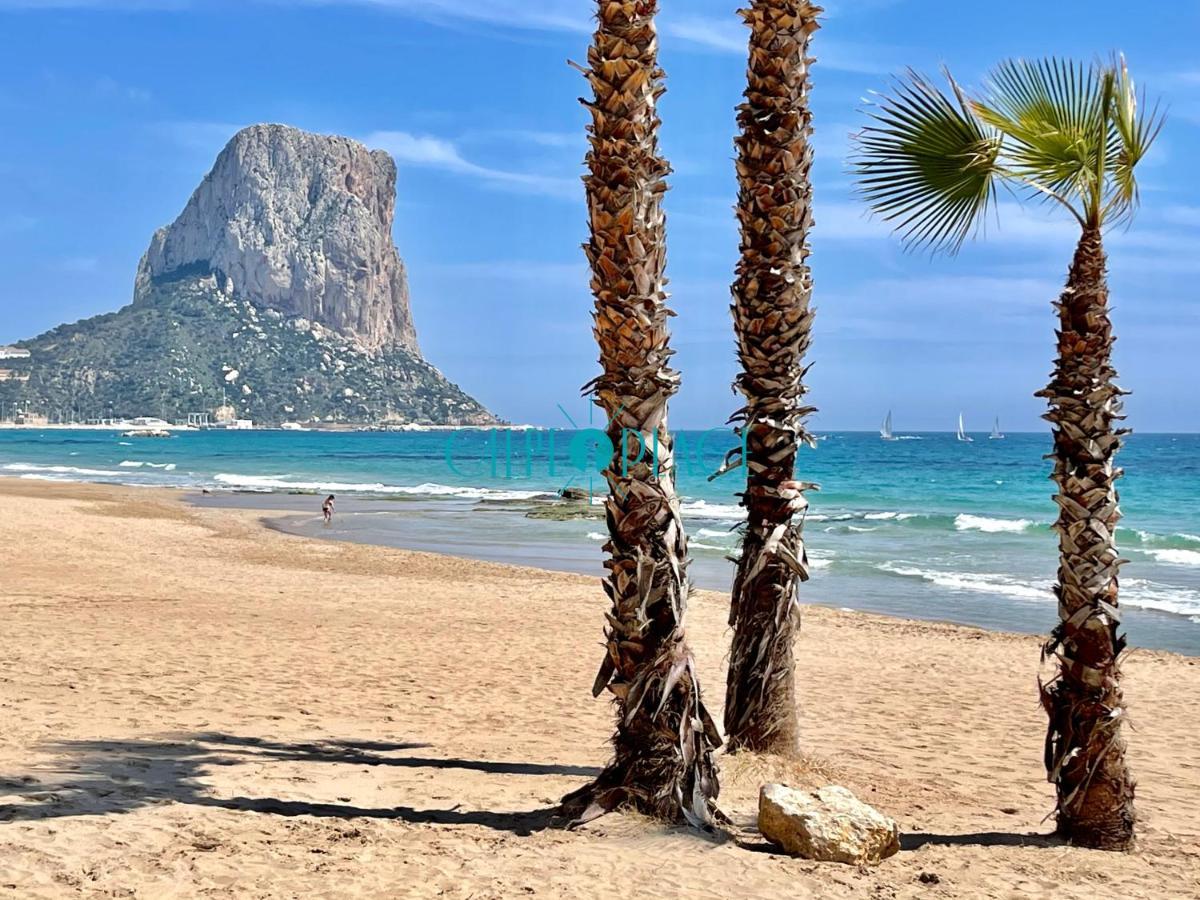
[954,514,1035,534]
[678,500,745,522]
[2,462,124,477]
[211,474,549,501]
[877,563,1200,619]
[877,562,1052,601]
[1139,548,1200,568]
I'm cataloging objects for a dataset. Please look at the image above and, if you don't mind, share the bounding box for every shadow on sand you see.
[901,831,1062,850]
[0,733,600,836]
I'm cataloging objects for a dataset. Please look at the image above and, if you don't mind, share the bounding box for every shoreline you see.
[8,475,1191,665]
[189,485,1200,657]
[2,478,1199,898]
[3,469,1199,655]
[0,422,527,432]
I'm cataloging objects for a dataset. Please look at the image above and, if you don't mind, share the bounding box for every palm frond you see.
[852,69,1001,254]
[1104,55,1165,225]
[973,58,1105,221]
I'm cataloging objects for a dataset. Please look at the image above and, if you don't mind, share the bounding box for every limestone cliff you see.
[135,124,418,353]
[2,124,497,426]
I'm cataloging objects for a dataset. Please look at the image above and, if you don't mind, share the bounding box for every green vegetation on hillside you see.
[0,278,494,426]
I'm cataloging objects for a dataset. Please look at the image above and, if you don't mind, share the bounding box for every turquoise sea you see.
[4,427,1200,655]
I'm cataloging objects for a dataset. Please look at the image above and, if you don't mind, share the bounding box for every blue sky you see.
[1,0,1197,430]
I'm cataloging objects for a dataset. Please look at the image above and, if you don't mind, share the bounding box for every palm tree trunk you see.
[723,0,821,755]
[560,0,721,827]
[1037,225,1136,850]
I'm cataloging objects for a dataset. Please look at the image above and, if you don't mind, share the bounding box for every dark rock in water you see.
[525,487,604,521]
[525,504,605,522]
[0,124,496,427]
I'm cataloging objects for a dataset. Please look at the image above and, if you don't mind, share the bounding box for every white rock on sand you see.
[758,783,901,864]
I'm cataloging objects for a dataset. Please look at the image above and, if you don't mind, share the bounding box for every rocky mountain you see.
[136,124,417,354]
[1,124,495,426]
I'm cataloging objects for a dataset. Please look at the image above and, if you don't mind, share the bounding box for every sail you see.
[880,411,894,440]
[957,413,973,442]
[990,417,1005,440]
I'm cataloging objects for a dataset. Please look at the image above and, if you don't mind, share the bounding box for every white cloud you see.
[0,0,899,67]
[660,15,743,54]
[463,129,581,150]
[801,201,1079,246]
[364,130,577,198]
[337,0,587,32]
[671,195,1146,256]
[660,14,901,74]
[368,131,466,168]
[148,122,579,198]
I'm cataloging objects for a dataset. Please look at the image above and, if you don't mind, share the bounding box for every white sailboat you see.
[989,417,1005,440]
[880,410,897,441]
[956,413,974,443]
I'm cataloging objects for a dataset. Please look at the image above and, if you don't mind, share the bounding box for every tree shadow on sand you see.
[901,831,1063,850]
[727,829,1061,857]
[0,734,601,836]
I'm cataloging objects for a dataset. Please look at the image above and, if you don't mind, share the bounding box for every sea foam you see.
[678,499,745,522]
[2,462,124,477]
[954,514,1035,534]
[1141,548,1200,567]
[877,563,1200,620]
[211,474,549,502]
[877,562,1051,601]
[1123,579,1200,617]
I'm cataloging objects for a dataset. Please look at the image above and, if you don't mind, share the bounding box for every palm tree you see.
[559,0,721,827]
[723,0,822,755]
[852,57,1162,850]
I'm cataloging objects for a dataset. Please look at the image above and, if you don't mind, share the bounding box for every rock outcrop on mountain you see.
[1,124,495,426]
[135,124,418,354]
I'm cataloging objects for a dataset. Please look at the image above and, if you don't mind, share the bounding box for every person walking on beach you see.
[322,494,335,526]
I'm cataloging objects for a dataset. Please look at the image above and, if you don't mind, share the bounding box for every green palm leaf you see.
[973,58,1107,221]
[854,57,1162,248]
[1105,56,1166,225]
[852,70,1002,254]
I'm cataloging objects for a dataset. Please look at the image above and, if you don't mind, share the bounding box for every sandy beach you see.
[2,479,1198,899]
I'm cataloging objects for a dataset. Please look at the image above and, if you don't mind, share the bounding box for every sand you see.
[1,479,1198,899]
